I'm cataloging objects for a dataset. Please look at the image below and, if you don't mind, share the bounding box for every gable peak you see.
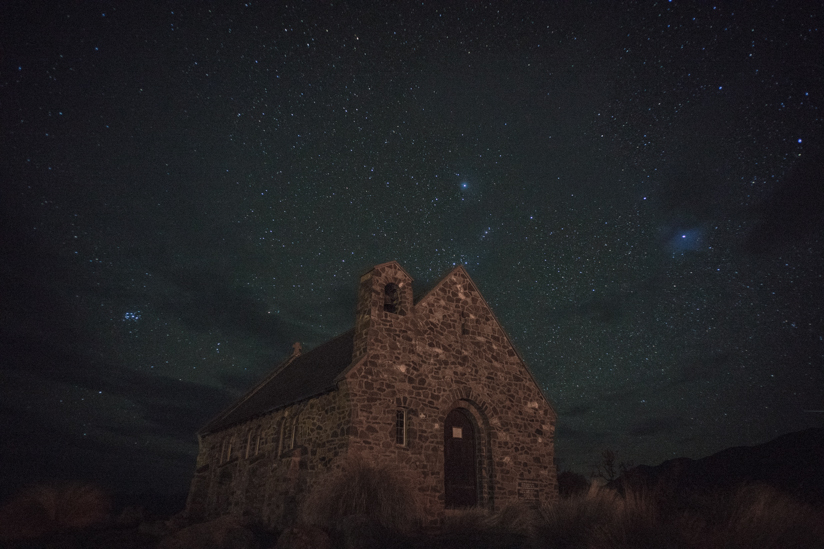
[419,264,479,299]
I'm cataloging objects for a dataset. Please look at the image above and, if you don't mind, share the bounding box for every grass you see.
[535,483,623,549]
[443,502,539,537]
[436,482,823,549]
[4,475,820,548]
[298,457,423,535]
[0,482,111,541]
[532,482,824,549]
[298,463,824,548]
[698,484,824,549]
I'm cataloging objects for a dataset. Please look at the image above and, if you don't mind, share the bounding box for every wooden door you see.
[444,408,477,507]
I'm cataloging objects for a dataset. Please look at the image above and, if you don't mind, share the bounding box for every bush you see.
[535,484,620,549]
[445,501,541,536]
[591,488,700,549]
[533,482,824,549]
[488,501,541,536]
[0,482,111,540]
[298,457,422,536]
[700,484,824,548]
[556,470,589,498]
[441,506,491,535]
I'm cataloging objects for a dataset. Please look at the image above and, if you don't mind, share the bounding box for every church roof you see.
[200,329,354,434]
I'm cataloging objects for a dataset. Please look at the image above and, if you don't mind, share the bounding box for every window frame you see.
[395,409,408,447]
[245,430,253,459]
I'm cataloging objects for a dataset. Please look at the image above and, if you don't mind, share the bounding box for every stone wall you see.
[344,263,557,522]
[186,385,351,528]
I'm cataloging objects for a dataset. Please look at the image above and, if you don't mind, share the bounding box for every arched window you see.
[227,436,235,461]
[290,415,299,450]
[384,283,400,313]
[276,417,285,455]
[283,420,292,452]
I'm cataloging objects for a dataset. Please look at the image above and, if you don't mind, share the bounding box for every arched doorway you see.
[444,408,477,507]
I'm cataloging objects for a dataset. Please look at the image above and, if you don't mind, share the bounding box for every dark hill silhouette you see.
[613,428,824,506]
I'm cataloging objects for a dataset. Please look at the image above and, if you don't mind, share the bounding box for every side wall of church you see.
[345,263,558,524]
[185,385,352,528]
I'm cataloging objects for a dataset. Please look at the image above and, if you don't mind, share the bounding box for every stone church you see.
[185,261,557,526]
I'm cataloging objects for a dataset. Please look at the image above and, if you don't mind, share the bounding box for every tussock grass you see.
[442,502,540,537]
[0,482,111,540]
[536,484,620,549]
[589,488,700,549]
[699,484,824,548]
[490,501,541,536]
[533,483,824,549]
[299,457,422,535]
[294,463,824,548]
[437,503,540,549]
[441,506,490,534]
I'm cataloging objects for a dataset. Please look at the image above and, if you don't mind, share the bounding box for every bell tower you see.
[352,261,413,362]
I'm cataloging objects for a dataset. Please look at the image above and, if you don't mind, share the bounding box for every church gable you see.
[413,266,553,411]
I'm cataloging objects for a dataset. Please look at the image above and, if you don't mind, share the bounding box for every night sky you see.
[2,2,823,503]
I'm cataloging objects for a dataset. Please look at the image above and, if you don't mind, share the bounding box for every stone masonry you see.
[185,261,557,528]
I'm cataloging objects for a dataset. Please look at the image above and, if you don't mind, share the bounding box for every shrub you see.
[298,457,422,535]
[533,482,824,549]
[700,484,824,548]
[440,502,539,535]
[488,501,541,536]
[441,506,491,535]
[0,482,111,540]
[535,484,620,549]
[557,470,589,498]
[592,487,700,549]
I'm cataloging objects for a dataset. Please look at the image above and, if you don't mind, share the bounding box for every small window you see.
[384,283,400,313]
[396,409,407,446]
[226,436,234,461]
[245,431,253,459]
[220,439,228,463]
[254,432,261,456]
[271,421,280,447]
[282,418,295,452]
[290,416,299,449]
[277,418,286,454]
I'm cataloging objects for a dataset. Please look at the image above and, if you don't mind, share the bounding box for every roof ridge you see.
[199,329,355,434]
[199,352,299,435]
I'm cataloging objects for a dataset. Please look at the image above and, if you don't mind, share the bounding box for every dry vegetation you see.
[295,461,823,548]
[3,472,821,548]
[429,482,822,548]
[0,482,111,541]
[534,482,824,549]
[298,457,423,535]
